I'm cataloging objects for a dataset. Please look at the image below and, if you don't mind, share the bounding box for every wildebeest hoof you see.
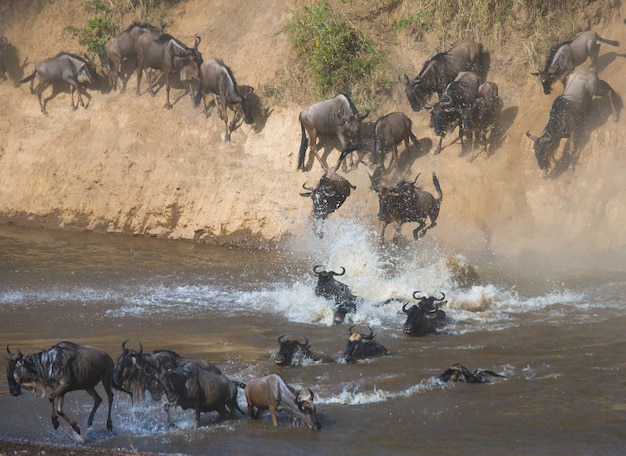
[72,424,81,435]
[52,417,60,429]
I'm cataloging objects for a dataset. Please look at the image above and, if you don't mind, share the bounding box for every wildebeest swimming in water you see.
[532,30,619,95]
[6,341,114,436]
[403,40,484,112]
[343,325,390,362]
[312,265,359,324]
[526,67,619,177]
[274,335,334,366]
[438,363,505,383]
[401,291,447,337]
[20,52,98,114]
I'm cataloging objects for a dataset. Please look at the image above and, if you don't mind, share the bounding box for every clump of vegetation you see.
[286,0,387,109]
[66,0,165,67]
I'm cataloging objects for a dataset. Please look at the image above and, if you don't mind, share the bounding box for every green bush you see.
[286,0,387,103]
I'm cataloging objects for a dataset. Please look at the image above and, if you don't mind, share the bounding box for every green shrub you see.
[286,0,387,104]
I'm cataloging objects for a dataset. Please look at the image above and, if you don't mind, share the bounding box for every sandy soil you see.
[0,3,625,451]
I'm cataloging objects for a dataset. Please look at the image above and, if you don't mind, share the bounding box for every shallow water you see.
[1,223,625,455]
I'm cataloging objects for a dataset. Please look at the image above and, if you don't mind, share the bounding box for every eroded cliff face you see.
[1,0,625,258]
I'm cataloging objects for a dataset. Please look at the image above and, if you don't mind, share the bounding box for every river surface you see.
[1,223,625,455]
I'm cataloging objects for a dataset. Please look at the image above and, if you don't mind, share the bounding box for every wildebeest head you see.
[402,291,447,336]
[6,346,26,396]
[294,388,321,430]
[275,335,309,366]
[526,130,556,174]
[531,70,556,95]
[343,325,374,362]
[113,340,162,400]
[402,73,430,112]
[234,85,254,125]
[313,265,357,324]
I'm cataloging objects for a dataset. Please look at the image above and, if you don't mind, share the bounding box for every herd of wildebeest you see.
[1,20,622,437]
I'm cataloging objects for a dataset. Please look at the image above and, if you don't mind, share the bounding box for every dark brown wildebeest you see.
[154,361,244,426]
[532,30,619,95]
[195,57,254,141]
[6,341,114,436]
[298,93,369,172]
[429,101,463,155]
[438,363,505,383]
[372,112,419,170]
[343,325,390,363]
[458,81,503,158]
[135,32,202,109]
[274,335,335,366]
[104,22,160,91]
[313,265,359,324]
[402,291,447,337]
[403,40,484,112]
[526,67,619,177]
[300,145,357,237]
[112,340,222,402]
[371,172,443,244]
[245,373,321,430]
[20,52,97,114]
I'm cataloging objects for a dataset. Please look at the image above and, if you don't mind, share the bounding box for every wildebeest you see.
[300,145,357,237]
[402,291,447,337]
[244,373,321,430]
[438,363,505,383]
[429,101,463,155]
[372,112,419,170]
[526,67,619,176]
[403,40,484,112]
[313,265,359,324]
[532,30,619,95]
[274,335,334,366]
[194,57,254,141]
[458,81,503,157]
[156,362,244,426]
[135,32,203,109]
[298,93,369,171]
[112,340,222,402]
[20,52,97,114]
[371,172,443,244]
[0,35,8,80]
[104,22,160,91]
[6,341,114,436]
[343,325,390,362]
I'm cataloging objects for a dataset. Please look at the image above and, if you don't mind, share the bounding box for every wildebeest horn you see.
[348,325,356,335]
[122,339,130,350]
[139,342,144,357]
[313,265,324,276]
[299,336,309,347]
[330,267,346,277]
[193,35,201,48]
[302,182,315,192]
[412,290,424,300]
[6,345,12,355]
[530,71,540,77]
[278,334,287,344]
[364,326,375,340]
[401,302,413,313]
[437,292,446,301]
[525,131,539,142]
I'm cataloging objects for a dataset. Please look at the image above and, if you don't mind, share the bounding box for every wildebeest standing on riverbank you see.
[195,57,254,141]
[20,52,97,114]
[6,341,114,436]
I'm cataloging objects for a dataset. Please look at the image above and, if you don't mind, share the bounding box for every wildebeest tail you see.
[19,71,36,84]
[432,172,443,202]
[298,119,309,170]
[597,36,619,47]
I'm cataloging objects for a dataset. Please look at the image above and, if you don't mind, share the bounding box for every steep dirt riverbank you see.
[1,0,625,259]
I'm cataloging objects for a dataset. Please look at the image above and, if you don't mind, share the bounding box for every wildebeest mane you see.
[124,22,160,34]
[543,40,572,71]
[216,57,242,102]
[339,92,358,115]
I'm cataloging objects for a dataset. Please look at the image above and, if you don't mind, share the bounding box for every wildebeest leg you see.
[268,405,279,427]
[195,406,202,426]
[392,222,404,244]
[597,80,620,122]
[34,80,48,114]
[379,220,389,244]
[102,374,114,431]
[412,219,427,239]
[590,43,600,68]
[336,131,353,171]
[164,403,175,427]
[434,135,444,155]
[309,130,328,170]
[84,387,102,428]
[164,72,172,109]
[145,68,157,97]
[49,387,81,434]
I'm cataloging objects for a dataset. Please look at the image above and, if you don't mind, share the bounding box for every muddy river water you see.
[1,223,625,455]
